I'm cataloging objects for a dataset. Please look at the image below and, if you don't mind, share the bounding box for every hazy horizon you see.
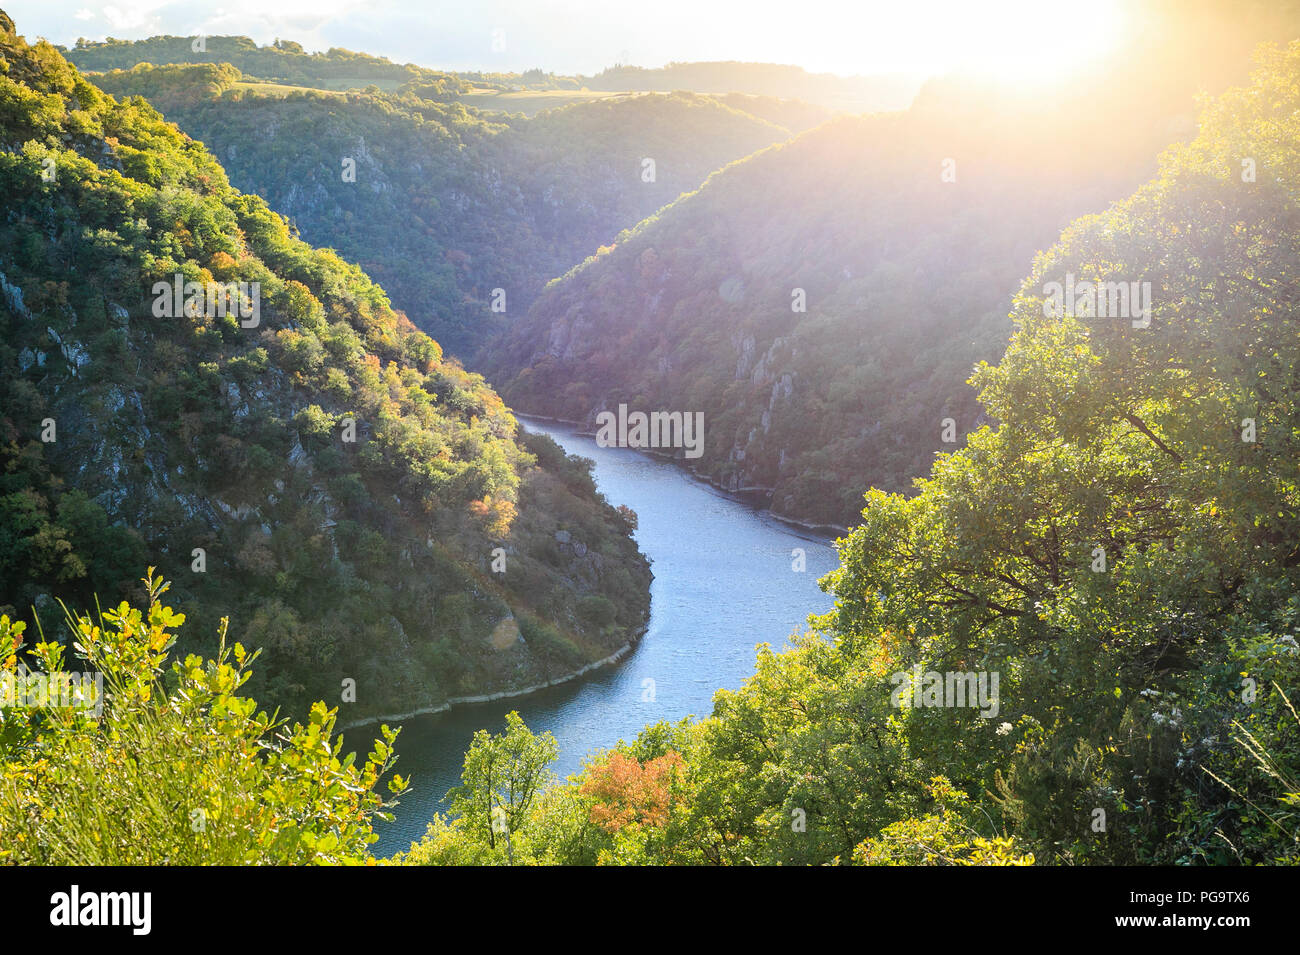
[4,0,1126,80]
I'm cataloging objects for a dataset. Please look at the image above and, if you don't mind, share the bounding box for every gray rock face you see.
[288,435,309,468]
[1,272,29,318]
[60,340,91,375]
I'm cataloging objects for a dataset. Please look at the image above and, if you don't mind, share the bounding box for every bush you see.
[0,572,407,864]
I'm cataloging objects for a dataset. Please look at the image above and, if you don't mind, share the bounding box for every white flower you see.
[996,722,1013,736]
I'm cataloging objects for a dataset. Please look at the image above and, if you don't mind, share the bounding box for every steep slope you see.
[0,15,650,719]
[478,102,1160,526]
[712,93,831,134]
[810,37,1300,864]
[409,36,1300,868]
[88,63,791,357]
[480,14,1299,528]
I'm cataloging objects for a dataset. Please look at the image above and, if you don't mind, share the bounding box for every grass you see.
[234,81,348,98]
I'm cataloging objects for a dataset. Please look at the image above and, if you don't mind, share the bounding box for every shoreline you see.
[343,412,843,734]
[516,412,850,539]
[341,416,667,732]
[339,626,646,731]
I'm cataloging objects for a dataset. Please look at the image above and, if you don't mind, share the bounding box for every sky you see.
[3,0,1129,79]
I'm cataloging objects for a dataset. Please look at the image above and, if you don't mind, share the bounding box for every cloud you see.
[197,0,372,49]
[100,3,170,33]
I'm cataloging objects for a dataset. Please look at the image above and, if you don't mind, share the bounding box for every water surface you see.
[347,418,839,857]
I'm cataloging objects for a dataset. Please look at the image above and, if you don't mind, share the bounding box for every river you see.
[345,417,840,858]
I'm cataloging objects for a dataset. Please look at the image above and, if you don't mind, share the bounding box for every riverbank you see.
[515,412,849,538]
[340,626,647,731]
[354,416,841,856]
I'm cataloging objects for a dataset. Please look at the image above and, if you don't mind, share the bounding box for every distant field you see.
[242,76,408,93]
[234,81,348,98]
[305,77,408,92]
[456,87,644,115]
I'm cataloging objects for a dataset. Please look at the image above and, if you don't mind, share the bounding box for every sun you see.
[949,0,1130,82]
[825,0,1131,82]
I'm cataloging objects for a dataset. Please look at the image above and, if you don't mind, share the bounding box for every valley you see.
[1,0,1299,872]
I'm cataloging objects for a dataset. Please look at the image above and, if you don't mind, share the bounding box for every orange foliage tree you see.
[581,750,684,834]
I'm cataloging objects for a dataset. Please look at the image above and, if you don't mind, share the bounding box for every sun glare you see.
[832,0,1130,82]
[958,0,1129,81]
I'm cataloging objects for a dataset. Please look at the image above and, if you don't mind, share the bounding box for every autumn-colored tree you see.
[581,750,684,833]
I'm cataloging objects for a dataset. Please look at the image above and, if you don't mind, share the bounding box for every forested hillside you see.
[407,41,1300,864]
[0,17,650,719]
[478,90,1162,526]
[5,2,1298,873]
[86,61,791,356]
[63,33,467,93]
[480,6,1300,528]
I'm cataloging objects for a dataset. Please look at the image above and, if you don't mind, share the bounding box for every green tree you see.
[446,711,558,863]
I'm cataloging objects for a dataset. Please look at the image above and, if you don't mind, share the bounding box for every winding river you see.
[347,418,840,858]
